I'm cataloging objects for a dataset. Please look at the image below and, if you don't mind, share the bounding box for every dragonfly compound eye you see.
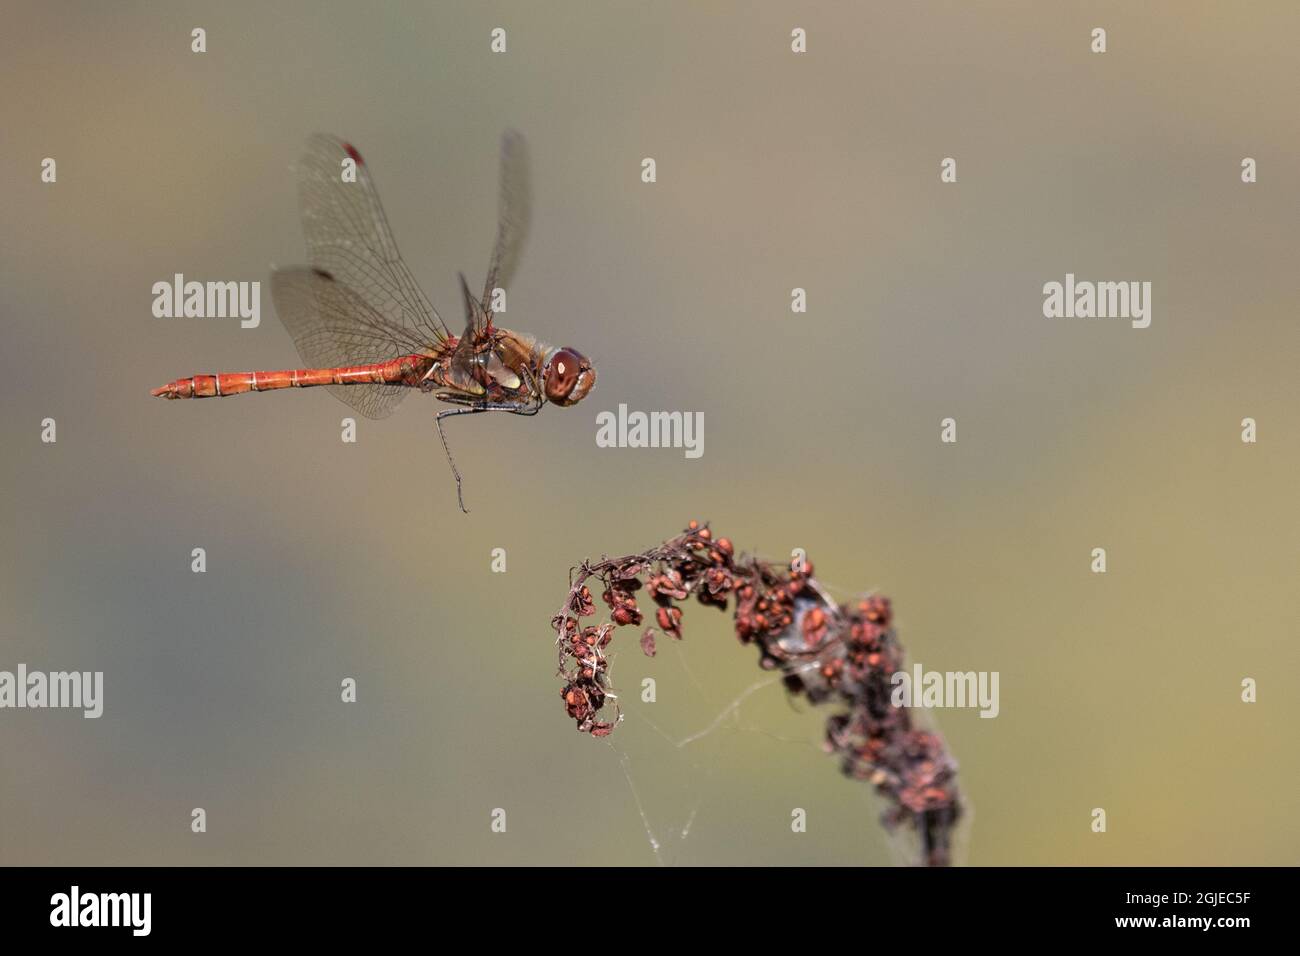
[545,348,595,406]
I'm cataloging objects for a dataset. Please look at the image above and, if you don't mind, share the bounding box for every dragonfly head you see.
[542,347,596,407]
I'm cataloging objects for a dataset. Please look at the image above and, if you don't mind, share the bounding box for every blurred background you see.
[1,1,1297,866]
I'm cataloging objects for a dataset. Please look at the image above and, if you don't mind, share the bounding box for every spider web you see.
[595,597,972,867]
[595,639,836,866]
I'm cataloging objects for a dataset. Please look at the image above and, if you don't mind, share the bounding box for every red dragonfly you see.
[152,131,595,512]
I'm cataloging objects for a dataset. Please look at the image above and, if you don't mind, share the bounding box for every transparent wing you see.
[296,133,449,346]
[451,272,492,388]
[270,267,420,420]
[481,129,531,313]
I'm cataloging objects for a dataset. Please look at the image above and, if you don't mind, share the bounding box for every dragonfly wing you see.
[450,272,492,390]
[481,129,531,312]
[270,267,419,420]
[295,134,449,346]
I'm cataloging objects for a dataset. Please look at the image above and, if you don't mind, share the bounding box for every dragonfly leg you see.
[435,399,543,512]
[435,406,482,514]
[512,364,544,417]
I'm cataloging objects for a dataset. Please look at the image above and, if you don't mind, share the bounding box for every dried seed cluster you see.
[551,521,964,866]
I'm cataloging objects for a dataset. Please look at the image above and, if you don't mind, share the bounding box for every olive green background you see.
[2,1,1296,865]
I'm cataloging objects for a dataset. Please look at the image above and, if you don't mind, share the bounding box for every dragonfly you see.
[151,131,595,512]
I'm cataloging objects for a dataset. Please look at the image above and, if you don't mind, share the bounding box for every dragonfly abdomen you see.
[150,355,432,401]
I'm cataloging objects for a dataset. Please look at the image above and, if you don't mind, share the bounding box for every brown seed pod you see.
[549,521,963,866]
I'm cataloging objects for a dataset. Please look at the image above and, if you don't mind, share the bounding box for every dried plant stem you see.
[551,521,964,866]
